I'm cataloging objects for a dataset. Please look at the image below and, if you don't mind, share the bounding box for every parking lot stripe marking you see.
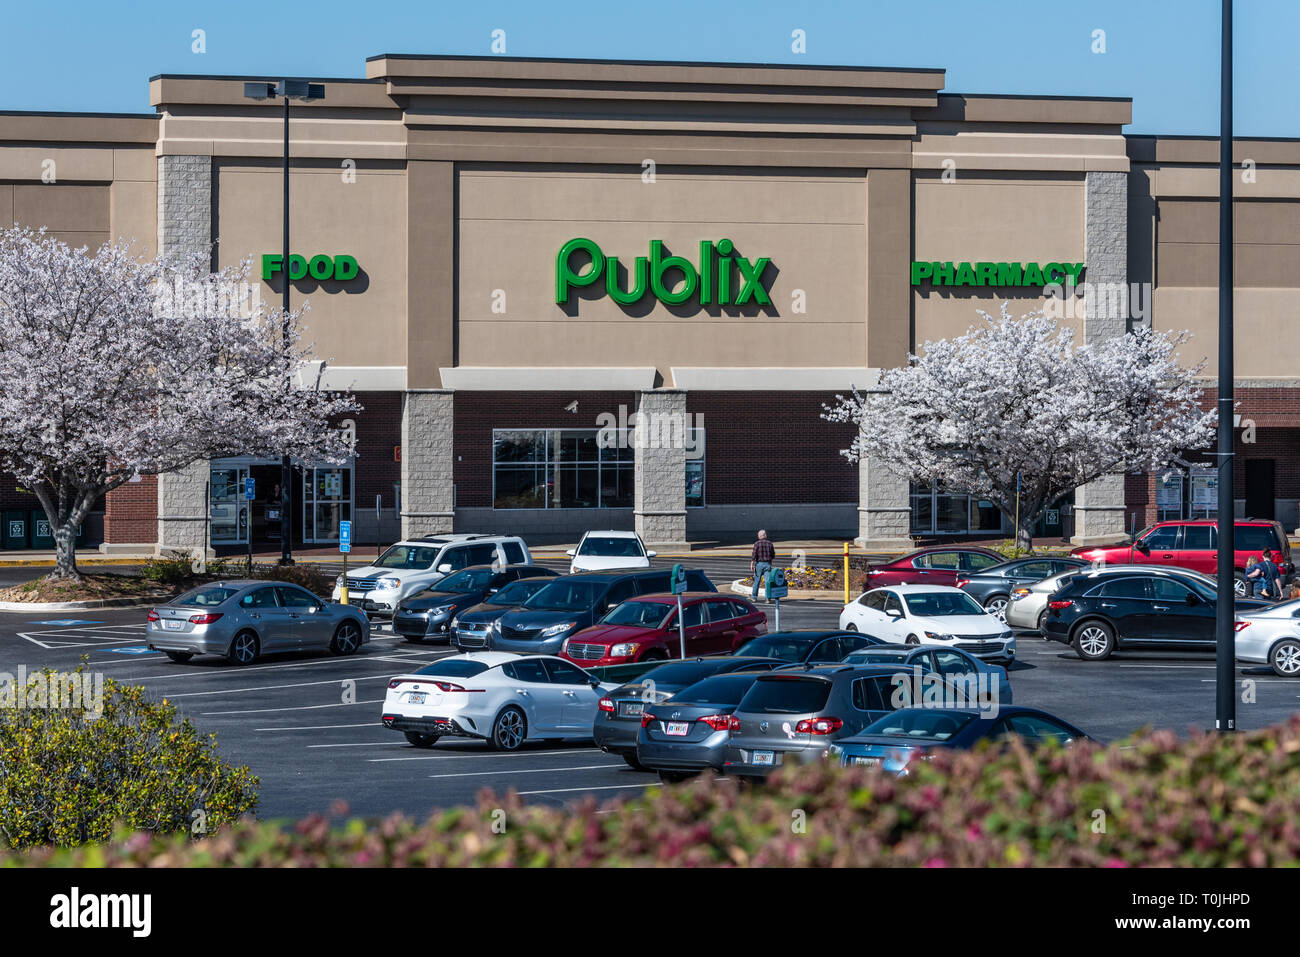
[159,674,394,698]
[517,783,656,796]
[368,748,595,763]
[112,653,421,683]
[200,699,384,715]
[306,741,409,748]
[254,722,378,732]
[427,763,623,778]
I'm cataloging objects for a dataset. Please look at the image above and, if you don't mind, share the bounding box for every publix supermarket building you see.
[1,53,1299,554]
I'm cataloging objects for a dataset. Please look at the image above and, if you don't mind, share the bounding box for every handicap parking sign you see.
[339,520,352,553]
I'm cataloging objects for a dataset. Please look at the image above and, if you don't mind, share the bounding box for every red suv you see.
[1071,519,1293,595]
[558,593,767,666]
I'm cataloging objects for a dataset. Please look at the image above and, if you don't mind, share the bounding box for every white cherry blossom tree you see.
[823,303,1216,551]
[0,226,359,580]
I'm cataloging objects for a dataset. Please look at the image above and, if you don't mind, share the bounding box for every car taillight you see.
[432,681,463,692]
[147,610,159,622]
[599,697,615,712]
[1048,600,1073,610]
[187,613,222,625]
[1234,621,1251,632]
[955,579,970,589]
[641,712,656,729]
[699,714,732,732]
[795,716,843,735]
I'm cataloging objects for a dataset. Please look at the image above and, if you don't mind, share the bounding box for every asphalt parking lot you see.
[1,556,1297,819]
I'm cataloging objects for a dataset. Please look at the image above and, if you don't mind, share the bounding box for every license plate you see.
[621,702,643,717]
[852,756,880,767]
[665,722,690,736]
[164,620,183,630]
[408,692,426,705]
[751,750,775,766]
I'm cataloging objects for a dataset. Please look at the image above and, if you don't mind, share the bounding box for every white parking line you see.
[113,652,421,683]
[254,722,378,732]
[427,763,623,779]
[306,741,408,748]
[1117,663,1214,670]
[368,748,595,763]
[517,783,655,796]
[161,674,392,698]
[199,698,384,715]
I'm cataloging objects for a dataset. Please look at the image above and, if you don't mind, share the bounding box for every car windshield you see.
[412,660,490,678]
[431,568,495,594]
[631,661,725,688]
[374,544,439,570]
[173,585,239,607]
[524,579,602,611]
[669,674,760,707]
[733,635,815,659]
[491,579,549,606]
[601,601,671,628]
[578,536,644,557]
[861,708,977,741]
[903,592,986,617]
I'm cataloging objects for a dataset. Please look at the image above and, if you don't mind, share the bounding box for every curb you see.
[0,596,161,612]
[727,579,847,602]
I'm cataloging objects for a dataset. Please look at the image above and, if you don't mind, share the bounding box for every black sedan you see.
[449,574,560,651]
[594,656,784,769]
[392,564,557,643]
[955,556,1090,621]
[733,630,882,664]
[829,705,1090,772]
[635,670,772,783]
[1041,566,1270,660]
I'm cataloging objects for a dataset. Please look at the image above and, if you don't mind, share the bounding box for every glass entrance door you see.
[210,465,250,545]
[303,465,352,543]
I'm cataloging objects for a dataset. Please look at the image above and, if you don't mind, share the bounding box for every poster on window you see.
[1190,471,1217,517]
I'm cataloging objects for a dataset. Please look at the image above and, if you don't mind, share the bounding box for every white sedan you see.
[381,652,614,751]
[839,584,1016,662]
[1235,599,1300,676]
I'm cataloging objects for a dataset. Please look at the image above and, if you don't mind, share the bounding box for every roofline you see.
[0,109,156,120]
[148,73,379,84]
[944,91,1132,104]
[364,52,945,74]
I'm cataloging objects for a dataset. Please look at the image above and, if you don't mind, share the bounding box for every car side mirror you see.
[566,548,576,557]
[646,550,657,558]
[1185,592,1200,605]
[310,604,323,614]
[438,563,453,574]
[1134,540,1150,554]
[589,677,602,688]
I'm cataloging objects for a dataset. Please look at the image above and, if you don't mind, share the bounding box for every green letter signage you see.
[262,254,359,282]
[556,238,772,307]
[910,261,1084,287]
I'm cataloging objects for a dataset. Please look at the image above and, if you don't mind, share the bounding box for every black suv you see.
[1042,566,1270,660]
[490,568,715,655]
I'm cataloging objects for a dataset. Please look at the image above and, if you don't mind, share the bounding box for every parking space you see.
[1,569,1298,818]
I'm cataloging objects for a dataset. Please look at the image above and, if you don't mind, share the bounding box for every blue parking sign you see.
[339,520,352,553]
[244,477,256,500]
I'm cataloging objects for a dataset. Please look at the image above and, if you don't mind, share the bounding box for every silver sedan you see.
[146,580,370,665]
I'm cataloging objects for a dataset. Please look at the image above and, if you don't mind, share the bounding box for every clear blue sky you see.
[0,0,1289,136]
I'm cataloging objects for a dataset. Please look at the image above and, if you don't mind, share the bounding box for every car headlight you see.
[491,618,502,634]
[539,621,577,638]
[1000,630,1013,641]
[430,605,453,620]
[376,577,401,590]
[924,631,955,641]
[335,574,344,587]
[609,643,638,657]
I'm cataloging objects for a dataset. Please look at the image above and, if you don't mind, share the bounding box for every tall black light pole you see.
[1215,0,1235,732]
[244,79,324,565]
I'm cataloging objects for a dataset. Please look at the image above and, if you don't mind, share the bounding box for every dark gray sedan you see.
[636,670,772,783]
[146,580,370,665]
[955,557,1089,621]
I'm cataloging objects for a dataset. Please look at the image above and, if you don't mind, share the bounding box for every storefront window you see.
[910,481,1003,536]
[493,429,632,509]
[685,428,705,508]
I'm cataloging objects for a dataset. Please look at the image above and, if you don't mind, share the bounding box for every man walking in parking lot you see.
[751,529,775,601]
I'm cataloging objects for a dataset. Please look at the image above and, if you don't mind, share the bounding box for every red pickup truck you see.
[1070,519,1293,596]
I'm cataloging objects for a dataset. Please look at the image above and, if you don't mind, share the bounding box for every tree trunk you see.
[51,524,80,581]
[1015,516,1035,556]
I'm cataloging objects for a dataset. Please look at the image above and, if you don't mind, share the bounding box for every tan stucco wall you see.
[3,182,110,251]
[912,172,1088,348]
[456,166,867,379]
[214,160,408,369]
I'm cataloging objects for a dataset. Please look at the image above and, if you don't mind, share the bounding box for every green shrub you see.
[10,716,1300,866]
[0,667,258,848]
[140,549,200,584]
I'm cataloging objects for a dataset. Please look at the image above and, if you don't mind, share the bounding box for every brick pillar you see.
[634,390,688,548]
[1073,170,1129,544]
[401,390,455,538]
[154,155,213,557]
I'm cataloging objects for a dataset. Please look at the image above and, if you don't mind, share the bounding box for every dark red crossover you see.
[861,546,1004,589]
[1071,519,1293,596]
[559,593,767,666]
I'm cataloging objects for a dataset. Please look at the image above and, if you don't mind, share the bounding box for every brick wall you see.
[104,475,158,543]
[349,391,402,510]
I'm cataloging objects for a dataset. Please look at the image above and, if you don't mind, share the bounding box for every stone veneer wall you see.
[401,390,455,538]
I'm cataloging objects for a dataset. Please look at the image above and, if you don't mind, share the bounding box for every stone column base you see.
[853,536,915,553]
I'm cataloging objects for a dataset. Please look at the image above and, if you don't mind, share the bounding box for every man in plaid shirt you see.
[751,530,775,600]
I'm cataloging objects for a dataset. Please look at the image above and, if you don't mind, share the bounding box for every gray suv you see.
[722,664,909,778]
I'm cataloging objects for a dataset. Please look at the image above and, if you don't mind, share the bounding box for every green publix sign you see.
[262,254,360,282]
[556,238,772,306]
[911,261,1085,287]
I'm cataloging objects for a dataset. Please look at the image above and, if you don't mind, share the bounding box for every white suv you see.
[333,534,532,615]
[566,530,656,574]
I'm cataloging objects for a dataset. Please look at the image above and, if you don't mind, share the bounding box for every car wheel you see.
[227,630,259,665]
[1037,608,1049,634]
[623,752,646,770]
[330,620,363,656]
[163,650,193,664]
[905,634,920,645]
[490,706,527,752]
[1270,639,1300,677]
[844,622,858,632]
[984,595,1009,621]
[1073,621,1115,661]
[403,731,439,748]
[1234,573,1248,598]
